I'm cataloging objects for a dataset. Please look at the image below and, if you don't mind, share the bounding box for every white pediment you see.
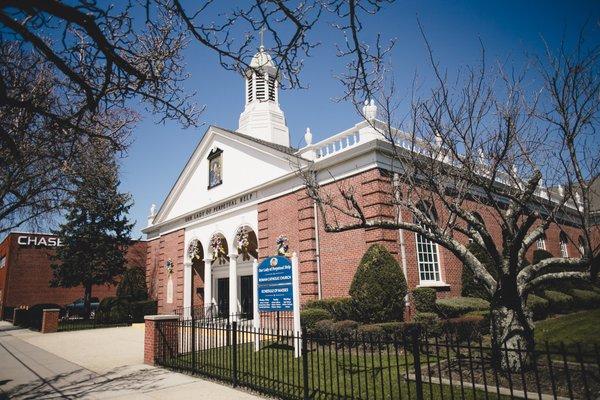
[152,126,302,225]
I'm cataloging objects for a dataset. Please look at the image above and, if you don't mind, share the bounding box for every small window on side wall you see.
[208,148,223,189]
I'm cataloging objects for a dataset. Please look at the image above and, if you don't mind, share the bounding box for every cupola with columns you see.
[237,31,290,147]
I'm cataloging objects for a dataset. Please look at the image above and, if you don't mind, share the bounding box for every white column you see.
[229,253,238,319]
[203,258,213,316]
[183,261,192,319]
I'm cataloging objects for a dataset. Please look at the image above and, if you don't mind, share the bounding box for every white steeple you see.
[238,40,290,147]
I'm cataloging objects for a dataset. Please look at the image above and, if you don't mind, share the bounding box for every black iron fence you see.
[154,317,600,400]
[58,315,132,332]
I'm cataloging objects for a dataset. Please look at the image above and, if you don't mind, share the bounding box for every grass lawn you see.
[534,309,600,354]
[166,339,502,400]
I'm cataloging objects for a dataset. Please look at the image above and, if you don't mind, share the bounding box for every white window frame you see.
[415,232,442,284]
[536,236,546,250]
[559,235,569,258]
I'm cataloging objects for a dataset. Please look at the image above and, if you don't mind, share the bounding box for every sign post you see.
[256,252,301,357]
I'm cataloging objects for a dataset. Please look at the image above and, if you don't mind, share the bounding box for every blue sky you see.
[122,0,600,238]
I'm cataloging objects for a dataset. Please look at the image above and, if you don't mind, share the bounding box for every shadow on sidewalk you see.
[7,365,169,399]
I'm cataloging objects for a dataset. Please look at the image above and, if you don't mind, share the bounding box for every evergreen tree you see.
[51,144,133,318]
[349,244,408,323]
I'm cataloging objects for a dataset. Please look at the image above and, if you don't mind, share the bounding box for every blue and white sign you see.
[257,256,293,311]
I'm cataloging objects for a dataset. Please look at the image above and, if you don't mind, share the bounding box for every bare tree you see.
[301,30,600,371]
[1,0,392,231]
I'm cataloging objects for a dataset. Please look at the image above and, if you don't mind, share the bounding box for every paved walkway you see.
[0,322,264,399]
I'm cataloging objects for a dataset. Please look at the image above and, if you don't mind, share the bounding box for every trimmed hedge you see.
[313,319,335,338]
[412,288,437,313]
[413,312,442,336]
[526,294,549,321]
[568,289,600,309]
[543,290,573,314]
[331,320,359,336]
[349,244,407,323]
[301,308,333,330]
[435,297,489,319]
[304,297,353,321]
[442,315,487,342]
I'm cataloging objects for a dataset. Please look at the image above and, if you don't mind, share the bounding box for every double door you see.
[216,275,253,319]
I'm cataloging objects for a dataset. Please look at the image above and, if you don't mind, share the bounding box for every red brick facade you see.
[0,233,146,319]
[257,168,587,312]
[145,229,185,314]
[144,167,588,317]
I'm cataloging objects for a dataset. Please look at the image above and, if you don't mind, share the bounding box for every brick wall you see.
[145,229,185,314]
[257,167,589,310]
[0,234,145,316]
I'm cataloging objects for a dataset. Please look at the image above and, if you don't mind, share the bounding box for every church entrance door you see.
[217,278,229,318]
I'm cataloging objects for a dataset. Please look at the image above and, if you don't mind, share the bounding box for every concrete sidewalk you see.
[0,322,264,399]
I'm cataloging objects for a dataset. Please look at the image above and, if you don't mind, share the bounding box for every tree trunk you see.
[489,299,535,372]
[84,283,92,320]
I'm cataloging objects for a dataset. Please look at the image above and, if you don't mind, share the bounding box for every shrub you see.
[27,303,62,330]
[331,320,359,337]
[97,296,130,323]
[358,323,386,340]
[413,312,442,336]
[412,288,437,313]
[461,242,497,301]
[304,297,353,321]
[435,297,489,319]
[349,244,407,323]
[443,315,486,343]
[301,308,333,330]
[129,300,158,323]
[463,310,490,333]
[569,289,600,309]
[526,294,549,321]
[375,321,405,336]
[543,290,573,314]
[313,319,335,339]
[117,266,148,301]
[532,249,554,265]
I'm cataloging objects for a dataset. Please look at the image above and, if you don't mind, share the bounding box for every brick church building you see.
[143,46,586,318]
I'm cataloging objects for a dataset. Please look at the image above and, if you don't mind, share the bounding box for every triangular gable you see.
[152,126,307,225]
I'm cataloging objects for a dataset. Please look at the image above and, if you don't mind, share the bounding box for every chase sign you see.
[257,256,293,311]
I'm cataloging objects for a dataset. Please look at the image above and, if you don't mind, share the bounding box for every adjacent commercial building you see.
[0,232,146,319]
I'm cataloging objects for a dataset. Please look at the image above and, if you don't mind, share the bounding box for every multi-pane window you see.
[536,234,546,250]
[559,232,569,258]
[0,255,5,269]
[415,232,441,282]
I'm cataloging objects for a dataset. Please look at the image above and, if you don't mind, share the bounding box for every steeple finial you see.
[259,26,266,50]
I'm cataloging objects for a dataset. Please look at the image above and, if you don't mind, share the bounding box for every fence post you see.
[232,321,238,387]
[411,330,424,400]
[191,311,196,370]
[301,327,310,400]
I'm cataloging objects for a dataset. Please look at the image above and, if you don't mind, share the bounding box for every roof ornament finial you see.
[362,98,378,121]
[259,26,266,51]
[304,127,313,146]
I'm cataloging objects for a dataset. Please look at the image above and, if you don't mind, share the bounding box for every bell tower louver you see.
[237,45,290,147]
